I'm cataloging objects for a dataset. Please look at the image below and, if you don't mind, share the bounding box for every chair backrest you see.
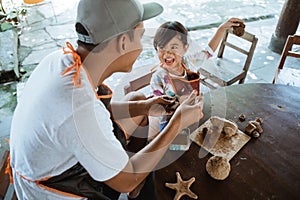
[217,29,258,82]
[199,29,258,89]
[123,68,156,95]
[272,35,300,84]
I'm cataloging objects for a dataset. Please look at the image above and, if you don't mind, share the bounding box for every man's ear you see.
[118,35,127,54]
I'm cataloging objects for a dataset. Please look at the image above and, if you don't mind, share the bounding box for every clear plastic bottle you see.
[169,128,191,151]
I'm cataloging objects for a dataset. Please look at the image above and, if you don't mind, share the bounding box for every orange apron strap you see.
[6,138,84,198]
[95,83,113,100]
[13,169,85,198]
[4,138,13,184]
[166,71,178,94]
[5,151,13,184]
[163,62,189,94]
[61,42,83,88]
[36,183,85,199]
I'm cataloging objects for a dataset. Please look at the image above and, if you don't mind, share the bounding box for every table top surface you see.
[155,83,300,200]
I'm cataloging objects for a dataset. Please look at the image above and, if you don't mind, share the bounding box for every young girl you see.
[150,18,244,131]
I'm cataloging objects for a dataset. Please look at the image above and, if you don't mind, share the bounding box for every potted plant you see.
[0,0,27,82]
[0,0,27,32]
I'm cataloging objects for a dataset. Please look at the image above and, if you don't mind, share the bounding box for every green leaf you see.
[0,22,13,31]
[20,9,27,16]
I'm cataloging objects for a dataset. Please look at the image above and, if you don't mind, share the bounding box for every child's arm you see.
[150,69,172,97]
[208,18,244,52]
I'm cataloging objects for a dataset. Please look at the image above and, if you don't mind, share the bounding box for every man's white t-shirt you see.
[10,49,129,199]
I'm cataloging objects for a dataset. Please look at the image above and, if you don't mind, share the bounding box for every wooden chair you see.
[123,66,157,95]
[272,35,300,86]
[0,150,17,200]
[199,29,258,89]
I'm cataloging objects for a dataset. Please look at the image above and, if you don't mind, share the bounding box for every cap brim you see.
[142,2,163,21]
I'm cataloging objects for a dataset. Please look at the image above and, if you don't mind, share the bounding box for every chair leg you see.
[272,68,281,84]
[278,35,294,70]
[217,30,229,58]
[239,78,245,84]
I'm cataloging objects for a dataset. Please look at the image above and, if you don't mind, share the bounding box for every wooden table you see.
[155,83,300,200]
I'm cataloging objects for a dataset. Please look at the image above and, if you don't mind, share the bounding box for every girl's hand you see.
[146,95,177,116]
[208,17,245,52]
[219,17,244,30]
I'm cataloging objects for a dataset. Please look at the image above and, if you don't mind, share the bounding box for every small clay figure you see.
[238,114,246,122]
[252,131,260,138]
[223,126,236,137]
[244,117,264,138]
[255,117,263,125]
[210,116,238,137]
[245,122,256,134]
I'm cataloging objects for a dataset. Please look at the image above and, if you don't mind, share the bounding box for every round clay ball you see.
[206,156,231,180]
[233,22,245,37]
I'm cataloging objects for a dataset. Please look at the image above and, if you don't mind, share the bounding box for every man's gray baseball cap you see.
[76,0,163,45]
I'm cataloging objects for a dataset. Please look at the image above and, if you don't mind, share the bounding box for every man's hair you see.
[76,23,108,52]
[76,23,135,52]
[153,21,188,51]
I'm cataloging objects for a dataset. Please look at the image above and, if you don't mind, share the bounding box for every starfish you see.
[165,172,198,200]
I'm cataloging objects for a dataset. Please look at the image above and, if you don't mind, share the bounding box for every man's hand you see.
[146,95,177,116]
[170,91,204,131]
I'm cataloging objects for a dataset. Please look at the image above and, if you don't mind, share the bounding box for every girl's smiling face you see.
[157,34,188,75]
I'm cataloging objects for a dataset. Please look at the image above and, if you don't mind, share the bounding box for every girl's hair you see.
[153,21,188,51]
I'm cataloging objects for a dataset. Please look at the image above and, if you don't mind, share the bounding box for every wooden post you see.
[269,0,300,54]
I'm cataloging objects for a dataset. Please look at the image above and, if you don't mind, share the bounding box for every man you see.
[9,0,204,199]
